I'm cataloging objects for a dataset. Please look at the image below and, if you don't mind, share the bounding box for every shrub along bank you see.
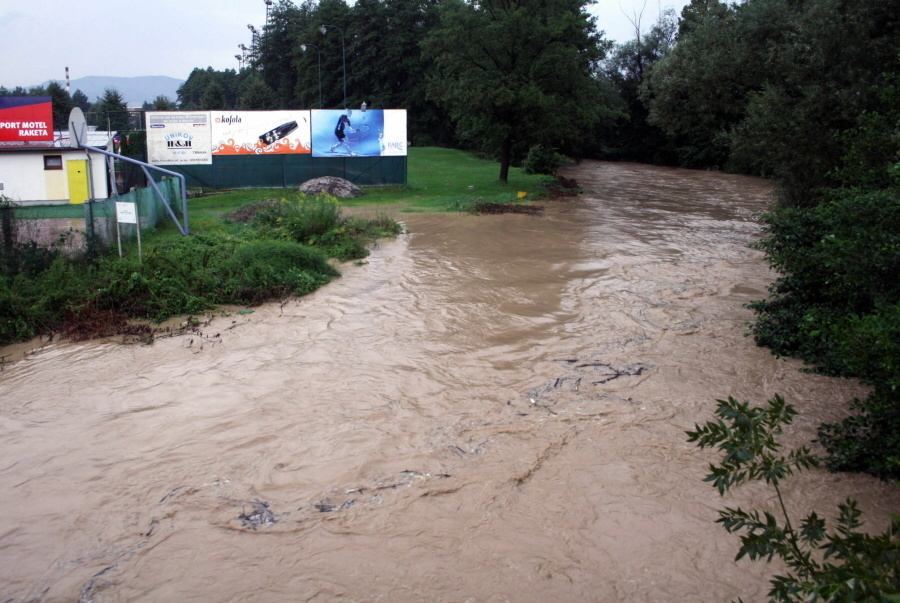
[747,79,899,480]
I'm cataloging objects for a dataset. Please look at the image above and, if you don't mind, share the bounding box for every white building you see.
[0,128,114,205]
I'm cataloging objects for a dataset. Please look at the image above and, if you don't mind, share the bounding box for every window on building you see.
[44,155,63,170]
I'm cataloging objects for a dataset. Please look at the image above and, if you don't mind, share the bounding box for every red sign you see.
[0,97,53,142]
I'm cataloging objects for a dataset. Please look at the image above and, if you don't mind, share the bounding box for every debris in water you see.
[238,501,276,529]
[313,498,357,513]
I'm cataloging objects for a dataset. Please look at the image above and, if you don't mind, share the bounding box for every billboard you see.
[0,97,53,143]
[311,109,407,157]
[211,111,311,155]
[146,112,212,165]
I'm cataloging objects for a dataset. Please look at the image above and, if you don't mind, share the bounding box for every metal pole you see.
[135,197,142,263]
[264,0,273,70]
[300,43,322,109]
[116,206,122,258]
[320,24,346,108]
[75,143,190,236]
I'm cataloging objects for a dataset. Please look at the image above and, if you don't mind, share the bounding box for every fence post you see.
[84,201,97,260]
[1,204,15,276]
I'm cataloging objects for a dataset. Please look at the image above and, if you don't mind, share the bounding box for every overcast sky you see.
[0,0,689,88]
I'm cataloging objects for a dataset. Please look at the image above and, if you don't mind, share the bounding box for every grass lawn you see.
[180,147,552,235]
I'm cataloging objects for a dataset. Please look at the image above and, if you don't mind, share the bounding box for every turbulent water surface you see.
[1,161,895,602]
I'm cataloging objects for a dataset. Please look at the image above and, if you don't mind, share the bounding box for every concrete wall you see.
[0,150,110,205]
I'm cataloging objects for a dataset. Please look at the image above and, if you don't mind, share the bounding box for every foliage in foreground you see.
[0,194,401,345]
[687,395,899,602]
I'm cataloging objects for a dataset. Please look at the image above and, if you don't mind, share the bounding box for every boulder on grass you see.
[299,176,366,199]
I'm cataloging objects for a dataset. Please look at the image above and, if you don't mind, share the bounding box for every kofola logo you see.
[215,115,241,125]
[165,132,193,148]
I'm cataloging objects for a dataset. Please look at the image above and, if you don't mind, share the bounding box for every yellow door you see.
[66,160,90,204]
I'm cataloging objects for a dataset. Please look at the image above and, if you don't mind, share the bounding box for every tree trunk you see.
[498,134,512,182]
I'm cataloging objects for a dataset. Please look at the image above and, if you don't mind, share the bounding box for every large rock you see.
[298,176,366,199]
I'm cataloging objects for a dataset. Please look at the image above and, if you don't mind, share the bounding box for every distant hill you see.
[40,75,184,108]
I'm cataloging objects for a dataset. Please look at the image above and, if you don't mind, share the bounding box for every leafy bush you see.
[251,194,343,243]
[522,144,568,176]
[319,214,404,261]
[92,235,339,320]
[92,234,229,320]
[0,283,39,343]
[249,195,402,261]
[749,184,900,478]
[817,390,900,479]
[215,238,338,303]
[687,395,900,601]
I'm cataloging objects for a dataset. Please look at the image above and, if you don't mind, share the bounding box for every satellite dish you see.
[68,107,86,148]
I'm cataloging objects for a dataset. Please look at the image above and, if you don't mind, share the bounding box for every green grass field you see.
[181,147,551,234]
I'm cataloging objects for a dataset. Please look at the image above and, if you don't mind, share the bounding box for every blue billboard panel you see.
[310,109,406,157]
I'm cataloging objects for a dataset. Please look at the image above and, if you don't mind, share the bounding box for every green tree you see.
[71,89,91,113]
[178,67,239,110]
[351,0,451,146]
[314,0,353,109]
[45,82,74,130]
[178,68,215,109]
[200,82,226,110]
[641,0,753,168]
[599,8,678,162]
[423,0,613,181]
[726,0,899,206]
[643,0,899,201]
[143,95,177,111]
[259,0,312,107]
[237,75,279,110]
[91,87,131,131]
[676,0,732,39]
[0,86,30,97]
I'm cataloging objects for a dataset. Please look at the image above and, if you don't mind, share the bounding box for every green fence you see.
[4,178,182,253]
[161,154,407,189]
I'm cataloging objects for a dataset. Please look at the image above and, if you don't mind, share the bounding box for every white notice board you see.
[116,202,138,224]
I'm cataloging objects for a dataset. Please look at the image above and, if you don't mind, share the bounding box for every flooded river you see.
[0,161,895,602]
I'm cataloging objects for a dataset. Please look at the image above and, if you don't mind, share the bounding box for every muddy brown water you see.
[1,161,895,602]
